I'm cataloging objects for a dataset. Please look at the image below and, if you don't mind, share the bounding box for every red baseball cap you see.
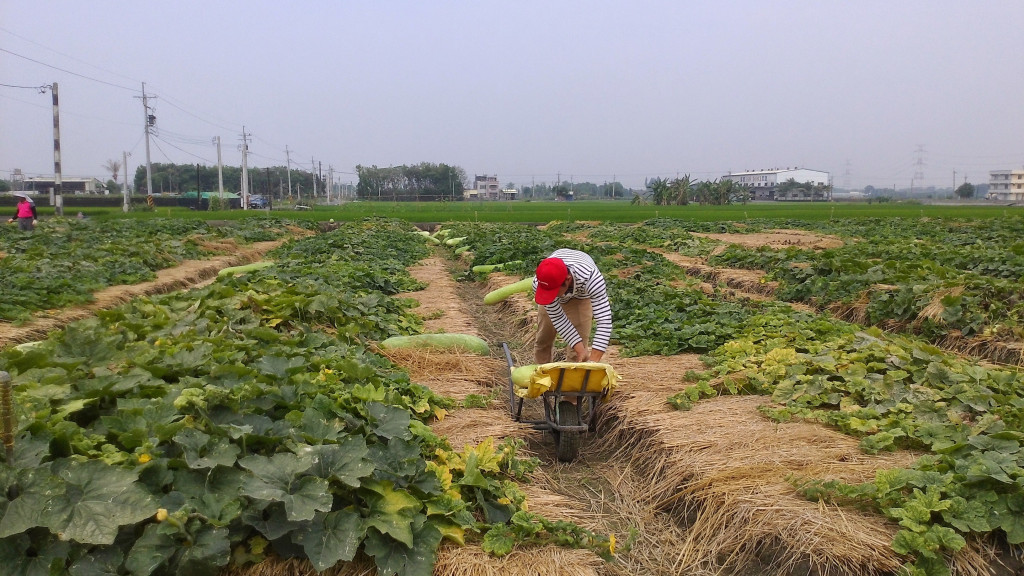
[534,257,568,305]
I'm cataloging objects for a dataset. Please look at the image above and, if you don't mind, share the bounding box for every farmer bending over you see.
[533,249,612,364]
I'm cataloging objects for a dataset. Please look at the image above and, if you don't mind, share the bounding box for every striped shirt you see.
[533,249,613,351]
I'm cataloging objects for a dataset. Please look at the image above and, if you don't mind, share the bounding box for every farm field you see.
[0,212,1022,576]
[64,198,1024,225]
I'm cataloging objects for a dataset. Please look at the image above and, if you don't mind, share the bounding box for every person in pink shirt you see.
[7,194,37,231]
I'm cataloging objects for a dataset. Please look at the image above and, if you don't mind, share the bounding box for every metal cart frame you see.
[502,343,604,462]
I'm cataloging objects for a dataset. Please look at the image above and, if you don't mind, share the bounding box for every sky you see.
[2,1,1023,192]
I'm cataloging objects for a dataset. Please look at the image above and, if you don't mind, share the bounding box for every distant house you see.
[721,167,830,201]
[474,175,501,200]
[987,170,1024,202]
[22,177,107,194]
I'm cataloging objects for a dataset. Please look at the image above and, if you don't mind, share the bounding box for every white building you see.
[722,167,830,201]
[473,175,501,200]
[988,170,1024,202]
[22,177,107,194]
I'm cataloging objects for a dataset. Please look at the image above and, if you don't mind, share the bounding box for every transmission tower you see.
[913,144,926,189]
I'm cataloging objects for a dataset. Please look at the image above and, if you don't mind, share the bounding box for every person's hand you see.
[31,219,37,226]
[573,342,589,362]
[589,349,604,363]
[6,218,13,224]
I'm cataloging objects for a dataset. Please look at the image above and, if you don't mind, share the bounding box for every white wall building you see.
[722,167,830,201]
[988,170,1024,202]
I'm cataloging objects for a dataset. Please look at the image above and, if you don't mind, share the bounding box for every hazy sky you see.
[2,1,1023,191]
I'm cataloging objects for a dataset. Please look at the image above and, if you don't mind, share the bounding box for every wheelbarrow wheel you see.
[555,401,581,462]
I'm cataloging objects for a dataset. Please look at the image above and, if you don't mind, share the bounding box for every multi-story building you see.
[987,170,1024,202]
[721,167,830,201]
[472,175,501,200]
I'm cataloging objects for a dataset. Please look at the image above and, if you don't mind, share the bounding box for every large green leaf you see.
[293,509,364,571]
[296,439,374,487]
[240,501,302,540]
[58,460,159,545]
[238,453,332,521]
[0,533,71,576]
[0,471,65,537]
[125,522,179,576]
[363,515,441,576]
[361,479,423,548]
[368,402,413,440]
[174,428,241,469]
[1,461,155,545]
[176,523,231,576]
[68,545,123,576]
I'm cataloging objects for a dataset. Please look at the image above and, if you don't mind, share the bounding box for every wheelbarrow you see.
[502,343,620,462]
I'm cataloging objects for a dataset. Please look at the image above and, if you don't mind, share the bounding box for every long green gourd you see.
[380,333,490,355]
[471,260,523,274]
[217,261,274,277]
[483,277,534,305]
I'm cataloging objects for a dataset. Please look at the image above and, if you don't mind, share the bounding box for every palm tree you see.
[647,178,672,205]
[103,159,122,184]
[670,174,692,205]
[693,180,715,205]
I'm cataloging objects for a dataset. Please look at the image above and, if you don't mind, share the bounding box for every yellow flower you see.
[609,534,616,555]
[155,508,168,522]
[138,453,152,464]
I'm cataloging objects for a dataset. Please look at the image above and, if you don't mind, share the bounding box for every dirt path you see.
[0,239,286,348]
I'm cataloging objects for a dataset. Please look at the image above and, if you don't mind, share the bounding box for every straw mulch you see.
[691,229,845,251]
[378,348,505,401]
[221,556,375,576]
[654,249,780,298]
[434,546,601,576]
[590,378,999,575]
[0,239,286,348]
[221,547,602,576]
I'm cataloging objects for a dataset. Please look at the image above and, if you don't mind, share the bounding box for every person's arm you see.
[587,272,613,357]
[545,301,584,351]
[30,205,38,221]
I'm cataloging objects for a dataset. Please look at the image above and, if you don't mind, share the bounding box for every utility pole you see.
[50,82,63,216]
[328,165,334,204]
[136,82,156,199]
[285,145,293,200]
[265,167,271,208]
[122,151,131,212]
[312,157,317,198]
[240,127,251,209]
[953,170,957,196]
[213,136,224,201]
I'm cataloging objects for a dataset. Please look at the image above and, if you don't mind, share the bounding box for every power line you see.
[0,82,49,90]
[155,94,238,133]
[0,26,143,86]
[0,48,137,92]
[151,134,214,164]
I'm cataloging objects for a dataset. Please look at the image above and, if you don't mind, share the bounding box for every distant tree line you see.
[131,163,331,200]
[355,163,467,201]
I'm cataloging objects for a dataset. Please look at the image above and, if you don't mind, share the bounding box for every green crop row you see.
[0,218,611,576]
[0,218,311,322]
